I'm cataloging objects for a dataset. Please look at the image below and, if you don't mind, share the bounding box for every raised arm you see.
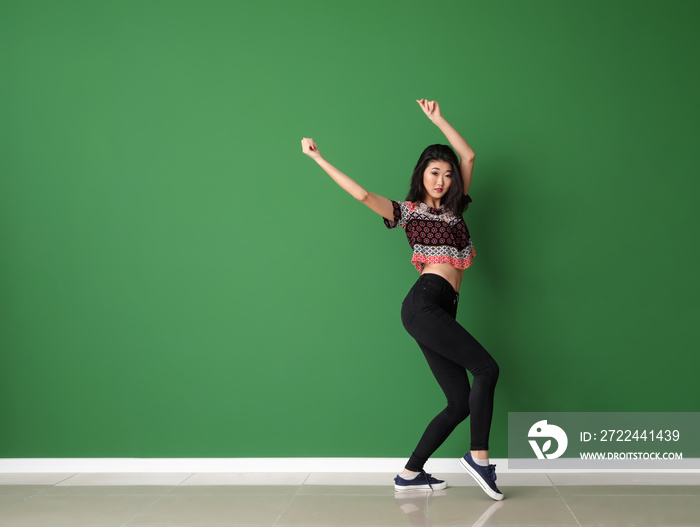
[301,137,394,220]
[417,99,475,195]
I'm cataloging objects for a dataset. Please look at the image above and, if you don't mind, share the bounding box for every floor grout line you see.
[53,473,78,486]
[119,491,171,527]
[272,473,310,526]
[547,472,583,527]
[177,473,195,486]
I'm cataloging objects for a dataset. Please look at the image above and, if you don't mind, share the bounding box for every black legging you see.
[401,273,499,472]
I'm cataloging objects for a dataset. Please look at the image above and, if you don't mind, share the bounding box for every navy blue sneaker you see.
[460,452,504,500]
[394,470,448,492]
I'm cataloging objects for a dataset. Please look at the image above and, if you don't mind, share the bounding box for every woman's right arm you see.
[301,137,395,220]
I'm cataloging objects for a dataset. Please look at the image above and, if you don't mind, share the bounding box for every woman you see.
[300,99,503,501]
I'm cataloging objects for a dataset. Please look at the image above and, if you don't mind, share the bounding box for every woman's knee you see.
[489,359,500,382]
[474,356,499,385]
[444,401,470,424]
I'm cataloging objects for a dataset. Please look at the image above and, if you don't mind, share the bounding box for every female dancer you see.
[301,100,502,501]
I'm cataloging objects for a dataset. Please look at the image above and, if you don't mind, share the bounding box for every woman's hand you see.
[416,99,444,123]
[301,137,323,161]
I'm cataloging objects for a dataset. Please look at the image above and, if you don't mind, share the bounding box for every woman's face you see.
[422,160,453,204]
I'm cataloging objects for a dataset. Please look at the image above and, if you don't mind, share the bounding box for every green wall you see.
[2,0,699,459]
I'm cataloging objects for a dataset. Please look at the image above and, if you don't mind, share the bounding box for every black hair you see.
[405,144,471,215]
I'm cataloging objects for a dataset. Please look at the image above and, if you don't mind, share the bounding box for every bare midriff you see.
[421,263,464,293]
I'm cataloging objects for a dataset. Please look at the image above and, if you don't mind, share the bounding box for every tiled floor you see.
[1,471,699,526]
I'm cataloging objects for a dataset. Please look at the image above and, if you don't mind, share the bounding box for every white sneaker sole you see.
[459,457,504,501]
[394,481,448,492]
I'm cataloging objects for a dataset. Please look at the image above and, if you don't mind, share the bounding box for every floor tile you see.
[395,490,467,526]
[35,485,176,496]
[555,484,700,497]
[304,471,552,490]
[0,486,49,515]
[0,494,158,527]
[564,494,700,527]
[547,471,700,486]
[1,471,699,527]
[57,473,191,486]
[304,472,398,486]
[494,472,554,486]
[298,485,396,496]
[0,474,75,485]
[124,492,294,526]
[0,486,48,497]
[278,494,417,526]
[443,472,554,488]
[305,471,554,487]
[169,485,300,496]
[180,472,308,486]
[394,491,444,527]
[425,486,578,526]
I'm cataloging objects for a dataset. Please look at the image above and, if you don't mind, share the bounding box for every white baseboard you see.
[0,458,699,474]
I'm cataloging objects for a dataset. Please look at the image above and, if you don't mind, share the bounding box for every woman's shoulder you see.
[393,200,417,212]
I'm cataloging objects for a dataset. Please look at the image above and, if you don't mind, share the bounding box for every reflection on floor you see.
[0,471,699,526]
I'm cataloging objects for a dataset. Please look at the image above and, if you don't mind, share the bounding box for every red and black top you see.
[384,200,475,272]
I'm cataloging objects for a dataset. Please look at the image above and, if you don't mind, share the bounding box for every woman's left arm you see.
[417,99,475,195]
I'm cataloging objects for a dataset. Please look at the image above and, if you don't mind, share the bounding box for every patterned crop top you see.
[384,200,476,272]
